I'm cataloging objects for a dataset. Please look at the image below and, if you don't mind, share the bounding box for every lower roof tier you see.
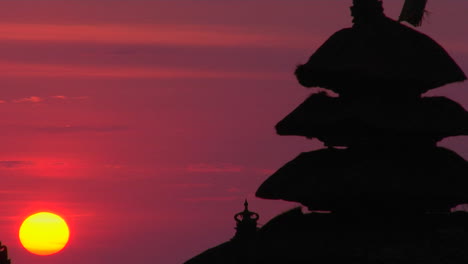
[256,147,468,212]
[276,93,468,147]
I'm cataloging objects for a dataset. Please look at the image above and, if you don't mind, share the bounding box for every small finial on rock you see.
[234,200,260,240]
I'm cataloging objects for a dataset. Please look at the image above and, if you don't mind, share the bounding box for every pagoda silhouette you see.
[185,0,468,263]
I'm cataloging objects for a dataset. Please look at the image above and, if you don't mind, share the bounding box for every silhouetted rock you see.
[186,202,260,264]
[255,210,468,264]
[185,241,239,264]
[276,93,468,147]
[295,3,466,96]
[256,147,468,212]
[186,208,468,264]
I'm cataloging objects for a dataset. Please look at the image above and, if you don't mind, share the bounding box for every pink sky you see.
[0,1,466,263]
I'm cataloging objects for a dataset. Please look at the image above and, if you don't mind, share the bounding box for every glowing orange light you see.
[19,212,70,255]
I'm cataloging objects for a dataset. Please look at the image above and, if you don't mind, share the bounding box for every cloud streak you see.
[0,23,311,48]
[13,96,42,103]
[1,95,88,104]
[32,125,129,134]
[0,160,34,168]
[186,163,244,173]
[181,196,240,202]
[0,60,288,80]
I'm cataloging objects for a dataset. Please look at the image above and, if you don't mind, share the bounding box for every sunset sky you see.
[0,1,466,263]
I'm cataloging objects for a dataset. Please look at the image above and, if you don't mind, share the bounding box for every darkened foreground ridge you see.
[185,0,468,263]
[0,242,11,264]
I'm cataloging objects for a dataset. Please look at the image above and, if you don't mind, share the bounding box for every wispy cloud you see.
[182,196,240,202]
[0,160,34,168]
[0,95,89,104]
[168,183,213,189]
[51,95,89,100]
[0,23,310,48]
[32,125,129,134]
[104,164,123,169]
[186,163,243,173]
[0,60,287,80]
[227,187,242,193]
[13,96,42,103]
[253,168,276,175]
[73,96,89,100]
[0,157,90,178]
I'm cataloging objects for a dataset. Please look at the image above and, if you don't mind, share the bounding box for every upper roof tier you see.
[295,4,466,96]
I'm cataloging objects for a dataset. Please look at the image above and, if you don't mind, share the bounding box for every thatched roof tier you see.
[295,16,466,96]
[276,93,468,147]
[255,147,468,212]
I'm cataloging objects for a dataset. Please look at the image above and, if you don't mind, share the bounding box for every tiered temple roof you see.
[185,1,468,263]
[258,0,467,213]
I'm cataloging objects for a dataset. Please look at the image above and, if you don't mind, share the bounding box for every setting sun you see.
[19,212,70,256]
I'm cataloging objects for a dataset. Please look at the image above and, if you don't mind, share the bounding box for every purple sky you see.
[0,1,466,263]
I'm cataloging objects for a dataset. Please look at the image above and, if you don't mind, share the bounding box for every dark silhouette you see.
[399,0,428,26]
[0,242,11,264]
[186,201,260,264]
[275,93,468,147]
[234,200,259,240]
[256,147,468,213]
[185,0,468,263]
[295,0,466,98]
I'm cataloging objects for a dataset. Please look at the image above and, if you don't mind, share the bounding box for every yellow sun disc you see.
[19,212,70,256]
